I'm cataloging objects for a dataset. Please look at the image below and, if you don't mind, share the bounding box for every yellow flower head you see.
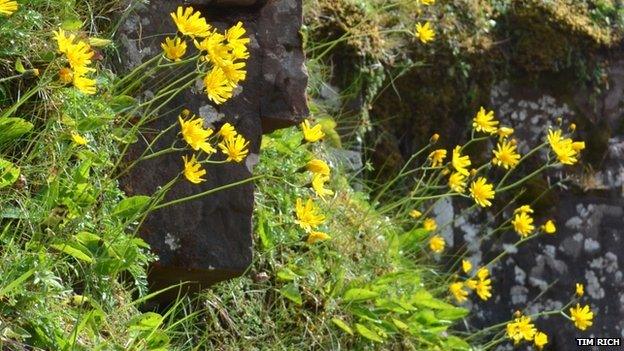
[73,75,96,95]
[514,205,534,214]
[218,134,249,162]
[225,21,250,60]
[506,314,536,344]
[421,0,435,5]
[295,198,325,232]
[300,120,325,143]
[497,126,514,139]
[449,282,468,303]
[65,41,94,72]
[204,66,234,104]
[534,331,548,350]
[470,177,495,207]
[219,122,237,140]
[512,211,534,238]
[448,172,466,193]
[409,209,422,219]
[161,37,187,61]
[475,267,492,301]
[54,29,77,54]
[307,231,331,244]
[311,173,334,198]
[171,7,212,38]
[195,31,231,67]
[415,22,435,43]
[59,67,73,84]
[221,60,247,87]
[423,217,437,231]
[576,283,584,297]
[547,129,581,165]
[0,0,18,16]
[473,107,499,134]
[542,219,556,234]
[307,159,330,176]
[452,146,471,176]
[493,139,520,169]
[462,259,472,274]
[71,131,87,146]
[569,304,593,331]
[430,133,440,144]
[182,154,206,184]
[429,235,445,253]
[428,149,447,167]
[179,114,216,154]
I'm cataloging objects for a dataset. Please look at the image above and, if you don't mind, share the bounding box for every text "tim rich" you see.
[576,338,621,346]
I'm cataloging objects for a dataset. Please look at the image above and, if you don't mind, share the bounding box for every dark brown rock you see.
[117,0,307,294]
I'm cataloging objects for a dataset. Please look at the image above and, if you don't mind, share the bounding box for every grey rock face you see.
[117,0,307,293]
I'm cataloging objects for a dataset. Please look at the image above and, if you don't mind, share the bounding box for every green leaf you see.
[276,267,298,281]
[129,312,164,331]
[61,19,83,30]
[437,307,469,321]
[257,211,273,249]
[0,159,20,189]
[0,117,33,146]
[392,318,409,331]
[355,323,383,343]
[14,59,25,73]
[331,318,353,335]
[110,95,136,114]
[0,268,35,298]
[112,195,151,219]
[343,288,379,302]
[446,335,471,350]
[279,283,302,305]
[411,290,456,310]
[51,243,93,263]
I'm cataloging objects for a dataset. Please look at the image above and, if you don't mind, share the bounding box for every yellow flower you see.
[497,126,514,139]
[65,41,94,72]
[221,60,247,87]
[542,219,556,234]
[195,31,231,67]
[430,133,440,143]
[421,0,435,4]
[475,267,492,301]
[465,278,477,290]
[307,231,331,244]
[161,37,187,61]
[71,131,87,146]
[311,173,334,198]
[423,217,437,231]
[179,114,216,154]
[170,7,212,38]
[428,149,447,167]
[514,205,533,214]
[512,211,535,238]
[452,146,471,176]
[204,67,234,104]
[462,259,472,274]
[307,159,330,176]
[73,75,96,95]
[506,314,536,344]
[225,22,250,60]
[0,0,18,16]
[415,22,435,43]
[547,129,581,165]
[182,154,206,184]
[448,172,466,193]
[409,209,422,219]
[569,304,593,331]
[492,140,520,169]
[219,122,237,140]
[534,331,548,350]
[295,198,325,232]
[449,282,468,303]
[218,134,249,162]
[469,177,495,207]
[472,106,498,134]
[59,67,73,84]
[429,235,445,253]
[576,283,584,297]
[300,120,325,143]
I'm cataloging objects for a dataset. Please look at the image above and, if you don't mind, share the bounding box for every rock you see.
[117,0,307,296]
